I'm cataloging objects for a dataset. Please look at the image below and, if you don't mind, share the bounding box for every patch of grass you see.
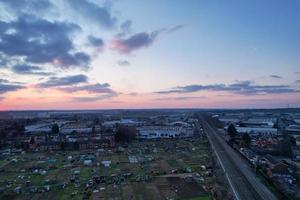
[182,196,212,200]
[167,159,178,167]
[55,185,82,200]
[80,167,92,180]
[30,174,44,186]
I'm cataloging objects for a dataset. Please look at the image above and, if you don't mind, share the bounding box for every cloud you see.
[60,83,117,95]
[0,84,24,94]
[66,82,119,102]
[270,75,282,79]
[295,80,300,83]
[37,74,118,99]
[110,31,160,53]
[11,64,54,76]
[117,20,132,37]
[154,96,206,101]
[0,0,53,14]
[167,24,186,33]
[128,92,138,96]
[36,74,118,100]
[37,74,88,88]
[87,35,104,48]
[71,93,117,102]
[0,78,25,94]
[0,78,22,84]
[0,14,90,69]
[117,60,130,66]
[155,81,300,95]
[0,53,7,67]
[111,25,185,53]
[67,0,116,28]
[0,79,8,83]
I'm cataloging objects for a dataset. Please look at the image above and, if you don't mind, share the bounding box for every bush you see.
[115,125,137,142]
[227,124,237,138]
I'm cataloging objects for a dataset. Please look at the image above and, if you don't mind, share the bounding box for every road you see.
[198,115,278,200]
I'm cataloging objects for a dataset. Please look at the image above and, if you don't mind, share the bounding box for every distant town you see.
[0,109,299,200]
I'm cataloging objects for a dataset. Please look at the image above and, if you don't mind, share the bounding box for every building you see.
[236,127,278,136]
[218,117,241,125]
[25,132,115,151]
[60,124,101,134]
[285,124,300,135]
[137,126,194,139]
[9,111,50,119]
[240,118,275,128]
[78,139,113,150]
[263,155,291,179]
[25,121,101,134]
[25,123,52,133]
[37,142,61,151]
[102,119,145,128]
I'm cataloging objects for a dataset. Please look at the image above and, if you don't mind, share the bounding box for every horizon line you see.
[1,107,300,112]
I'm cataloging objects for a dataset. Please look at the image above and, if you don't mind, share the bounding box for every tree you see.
[239,123,246,127]
[289,136,297,146]
[282,135,296,157]
[60,140,66,150]
[51,124,59,134]
[71,130,78,135]
[0,129,7,140]
[93,117,100,125]
[283,135,296,147]
[227,124,237,139]
[74,141,79,150]
[14,122,25,135]
[242,133,251,147]
[115,125,137,142]
[29,136,35,144]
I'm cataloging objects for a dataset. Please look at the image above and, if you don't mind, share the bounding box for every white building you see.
[25,121,100,134]
[285,124,300,135]
[137,126,194,139]
[102,119,144,128]
[236,127,278,135]
[242,117,276,128]
[25,123,52,133]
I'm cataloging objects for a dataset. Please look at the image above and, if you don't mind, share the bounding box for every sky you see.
[0,0,300,110]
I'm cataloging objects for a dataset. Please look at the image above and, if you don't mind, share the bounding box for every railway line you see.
[198,115,278,200]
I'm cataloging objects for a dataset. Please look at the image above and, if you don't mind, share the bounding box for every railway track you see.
[198,115,277,200]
